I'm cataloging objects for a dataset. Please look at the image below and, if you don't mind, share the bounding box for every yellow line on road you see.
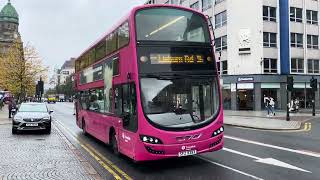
[54,120,132,180]
[84,142,133,180]
[233,122,312,133]
[81,144,122,180]
[305,123,312,131]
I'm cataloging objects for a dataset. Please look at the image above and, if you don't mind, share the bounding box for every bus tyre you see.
[111,133,120,156]
[82,120,88,136]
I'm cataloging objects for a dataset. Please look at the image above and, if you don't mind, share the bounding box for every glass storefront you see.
[222,84,231,110]
[237,83,254,110]
[292,83,306,109]
[261,83,280,109]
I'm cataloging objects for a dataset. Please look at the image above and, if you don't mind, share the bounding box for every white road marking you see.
[223,148,311,173]
[197,156,264,180]
[225,135,320,158]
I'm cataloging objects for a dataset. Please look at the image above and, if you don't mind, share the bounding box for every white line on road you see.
[197,156,264,180]
[225,135,320,158]
[223,148,311,173]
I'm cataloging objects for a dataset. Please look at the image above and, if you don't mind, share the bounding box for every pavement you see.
[49,102,320,180]
[0,106,102,180]
[224,110,317,130]
[0,107,11,125]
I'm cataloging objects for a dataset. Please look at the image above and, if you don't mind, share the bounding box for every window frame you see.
[263,32,277,48]
[291,33,304,48]
[202,0,212,11]
[307,34,319,49]
[263,58,277,73]
[215,11,227,28]
[308,59,320,74]
[291,58,304,73]
[215,35,227,51]
[290,7,303,23]
[263,6,276,22]
[306,10,318,25]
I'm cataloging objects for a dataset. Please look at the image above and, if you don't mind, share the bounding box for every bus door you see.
[114,83,138,157]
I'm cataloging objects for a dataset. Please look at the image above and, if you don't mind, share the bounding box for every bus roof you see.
[75,4,207,62]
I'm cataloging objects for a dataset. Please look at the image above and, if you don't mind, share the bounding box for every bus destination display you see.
[150,53,205,64]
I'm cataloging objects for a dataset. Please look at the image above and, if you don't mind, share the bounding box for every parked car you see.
[12,103,53,134]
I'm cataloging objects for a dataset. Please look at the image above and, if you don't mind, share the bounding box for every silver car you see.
[12,103,53,134]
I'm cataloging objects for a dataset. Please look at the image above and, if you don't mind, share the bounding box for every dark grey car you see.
[12,103,53,134]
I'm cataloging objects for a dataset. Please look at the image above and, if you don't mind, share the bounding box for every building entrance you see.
[237,89,254,110]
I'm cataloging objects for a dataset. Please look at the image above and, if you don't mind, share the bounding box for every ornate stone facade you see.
[0,0,20,55]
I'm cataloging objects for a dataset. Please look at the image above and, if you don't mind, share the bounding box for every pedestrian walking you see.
[264,95,271,116]
[0,98,4,110]
[269,97,275,116]
[8,99,17,118]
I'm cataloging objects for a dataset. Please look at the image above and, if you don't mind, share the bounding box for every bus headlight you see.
[212,126,224,137]
[140,135,163,144]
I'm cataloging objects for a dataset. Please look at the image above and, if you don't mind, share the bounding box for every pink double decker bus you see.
[74,4,224,161]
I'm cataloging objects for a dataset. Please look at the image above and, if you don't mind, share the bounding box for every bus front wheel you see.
[111,132,119,156]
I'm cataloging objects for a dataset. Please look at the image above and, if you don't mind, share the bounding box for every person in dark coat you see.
[8,99,17,118]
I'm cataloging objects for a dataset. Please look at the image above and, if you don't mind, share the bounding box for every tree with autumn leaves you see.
[0,40,48,101]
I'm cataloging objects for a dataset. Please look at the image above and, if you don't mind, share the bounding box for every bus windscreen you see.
[135,7,210,43]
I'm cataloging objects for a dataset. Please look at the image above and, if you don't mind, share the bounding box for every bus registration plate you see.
[178,150,197,157]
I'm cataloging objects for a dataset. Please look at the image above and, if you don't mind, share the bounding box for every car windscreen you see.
[19,104,47,112]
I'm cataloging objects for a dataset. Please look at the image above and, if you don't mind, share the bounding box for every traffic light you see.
[310,77,318,91]
[287,76,294,91]
[38,80,44,95]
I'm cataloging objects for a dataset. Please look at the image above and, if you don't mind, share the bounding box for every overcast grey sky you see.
[0,0,145,75]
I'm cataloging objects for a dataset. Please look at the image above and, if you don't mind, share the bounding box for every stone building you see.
[0,0,20,56]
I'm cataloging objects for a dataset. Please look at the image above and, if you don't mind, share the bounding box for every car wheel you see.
[111,132,120,156]
[45,126,51,134]
[12,128,17,134]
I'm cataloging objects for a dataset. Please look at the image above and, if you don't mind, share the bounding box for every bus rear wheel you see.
[82,120,88,136]
[111,133,119,156]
